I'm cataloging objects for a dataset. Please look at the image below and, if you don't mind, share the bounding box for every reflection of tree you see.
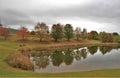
[111,46,120,49]
[74,49,82,61]
[31,45,120,69]
[88,46,98,55]
[64,49,74,65]
[99,46,113,55]
[51,50,64,66]
[31,51,50,57]
[80,49,87,59]
[34,55,49,69]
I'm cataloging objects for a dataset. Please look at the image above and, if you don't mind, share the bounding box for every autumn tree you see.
[0,24,10,40]
[99,32,107,42]
[16,26,29,40]
[0,25,3,36]
[99,32,113,42]
[51,24,63,42]
[2,28,10,40]
[81,28,87,39]
[64,24,73,41]
[106,33,113,42]
[88,31,99,40]
[75,27,81,41]
[35,22,49,41]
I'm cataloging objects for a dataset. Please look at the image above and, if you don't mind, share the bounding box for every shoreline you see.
[32,42,120,50]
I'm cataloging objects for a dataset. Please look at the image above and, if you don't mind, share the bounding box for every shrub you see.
[18,46,32,56]
[5,47,33,70]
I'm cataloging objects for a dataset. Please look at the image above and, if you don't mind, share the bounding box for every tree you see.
[0,25,3,36]
[35,22,49,41]
[106,33,113,42]
[99,32,113,42]
[51,24,63,42]
[81,28,87,39]
[30,30,35,35]
[99,32,107,42]
[112,32,120,43]
[64,24,73,41]
[2,28,10,40]
[112,32,119,36]
[75,27,81,41]
[0,25,10,40]
[88,31,99,40]
[16,26,29,40]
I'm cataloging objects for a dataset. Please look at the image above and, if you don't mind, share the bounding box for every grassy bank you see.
[0,37,120,77]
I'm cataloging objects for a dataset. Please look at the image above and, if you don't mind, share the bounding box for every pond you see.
[30,46,120,73]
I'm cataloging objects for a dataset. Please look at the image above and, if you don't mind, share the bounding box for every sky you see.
[0,0,120,33]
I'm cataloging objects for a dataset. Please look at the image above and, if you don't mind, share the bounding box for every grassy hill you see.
[9,28,17,34]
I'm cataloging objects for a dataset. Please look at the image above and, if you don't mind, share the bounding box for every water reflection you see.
[30,46,120,72]
[51,50,64,66]
[34,56,49,69]
[32,51,50,69]
[88,46,98,55]
[100,46,113,55]
[64,49,74,65]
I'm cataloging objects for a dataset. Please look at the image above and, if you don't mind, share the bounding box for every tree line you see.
[0,22,119,42]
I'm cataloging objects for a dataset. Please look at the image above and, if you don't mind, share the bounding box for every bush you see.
[18,46,32,56]
[118,41,120,43]
[5,47,33,70]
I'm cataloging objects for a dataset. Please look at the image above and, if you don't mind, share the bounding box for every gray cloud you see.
[0,9,35,25]
[0,0,120,33]
[32,0,120,23]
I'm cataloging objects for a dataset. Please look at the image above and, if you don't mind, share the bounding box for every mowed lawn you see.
[0,36,120,77]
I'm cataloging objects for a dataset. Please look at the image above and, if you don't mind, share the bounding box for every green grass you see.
[0,35,120,77]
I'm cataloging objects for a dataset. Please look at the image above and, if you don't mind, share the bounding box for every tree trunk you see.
[67,37,70,41]
[55,38,58,42]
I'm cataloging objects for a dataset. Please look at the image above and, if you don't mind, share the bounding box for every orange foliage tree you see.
[0,25,10,40]
[0,26,3,36]
[16,26,29,40]
[2,28,10,40]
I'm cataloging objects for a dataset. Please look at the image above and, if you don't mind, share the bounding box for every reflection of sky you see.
[33,47,120,73]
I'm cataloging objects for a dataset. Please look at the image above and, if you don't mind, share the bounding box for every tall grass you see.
[5,47,33,70]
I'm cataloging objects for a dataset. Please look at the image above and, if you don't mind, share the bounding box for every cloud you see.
[0,9,35,25]
[0,0,120,33]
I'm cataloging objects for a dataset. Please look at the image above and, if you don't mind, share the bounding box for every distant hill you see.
[9,28,17,34]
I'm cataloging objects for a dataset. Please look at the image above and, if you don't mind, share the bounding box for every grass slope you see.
[0,36,120,77]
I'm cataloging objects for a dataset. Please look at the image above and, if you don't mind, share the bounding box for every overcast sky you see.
[0,0,120,33]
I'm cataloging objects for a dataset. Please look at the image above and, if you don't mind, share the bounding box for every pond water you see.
[30,46,120,73]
